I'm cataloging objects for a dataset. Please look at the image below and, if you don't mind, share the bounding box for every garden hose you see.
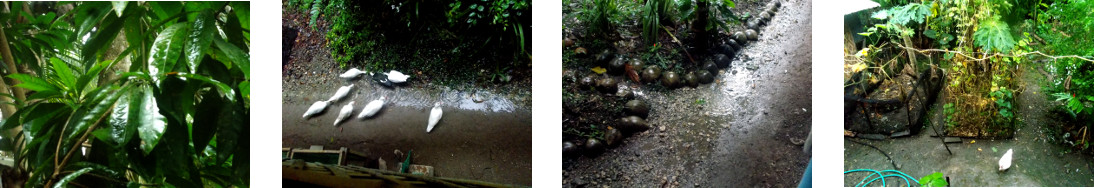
[844,169,921,187]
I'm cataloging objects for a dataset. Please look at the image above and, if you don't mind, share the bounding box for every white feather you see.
[386,70,410,83]
[339,68,368,79]
[999,148,1013,171]
[358,96,386,119]
[328,84,354,102]
[334,101,355,126]
[303,100,330,118]
[427,102,444,133]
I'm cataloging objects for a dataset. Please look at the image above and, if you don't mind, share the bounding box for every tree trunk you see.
[693,0,710,54]
[0,2,19,118]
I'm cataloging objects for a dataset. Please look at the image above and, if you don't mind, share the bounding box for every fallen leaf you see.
[591,66,607,74]
[970,140,976,144]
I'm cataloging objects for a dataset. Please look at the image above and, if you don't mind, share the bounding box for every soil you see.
[562,0,813,187]
[281,5,532,186]
[844,63,1094,186]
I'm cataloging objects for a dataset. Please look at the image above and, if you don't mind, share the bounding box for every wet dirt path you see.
[843,64,1094,186]
[563,0,812,187]
[282,8,532,186]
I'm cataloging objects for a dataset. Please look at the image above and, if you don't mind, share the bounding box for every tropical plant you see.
[919,172,948,187]
[0,2,249,187]
[678,0,739,34]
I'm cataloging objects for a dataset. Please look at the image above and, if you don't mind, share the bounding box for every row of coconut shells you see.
[564,99,651,157]
[563,1,781,157]
[584,1,781,92]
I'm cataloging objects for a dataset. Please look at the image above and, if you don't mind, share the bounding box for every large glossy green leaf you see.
[73,2,111,39]
[148,23,189,83]
[187,10,216,73]
[974,16,1016,54]
[215,103,244,165]
[63,85,127,152]
[50,57,77,90]
[212,37,250,80]
[77,60,116,95]
[232,2,250,31]
[134,86,166,155]
[192,91,222,154]
[239,81,250,104]
[8,74,60,93]
[82,10,127,71]
[223,9,249,52]
[103,89,134,147]
[53,167,93,188]
[147,2,183,23]
[178,73,236,103]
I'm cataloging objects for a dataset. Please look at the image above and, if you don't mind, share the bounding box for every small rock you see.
[701,60,719,75]
[660,126,667,132]
[746,29,758,40]
[580,74,598,88]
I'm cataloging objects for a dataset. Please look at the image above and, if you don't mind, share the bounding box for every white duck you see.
[357,96,387,119]
[302,100,330,118]
[328,84,354,102]
[334,101,356,126]
[427,102,444,133]
[339,68,369,79]
[385,70,410,84]
[999,148,1013,171]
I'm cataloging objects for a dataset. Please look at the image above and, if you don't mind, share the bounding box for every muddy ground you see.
[844,63,1094,186]
[562,0,813,187]
[282,6,533,186]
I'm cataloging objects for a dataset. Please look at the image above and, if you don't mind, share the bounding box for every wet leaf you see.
[64,85,127,152]
[177,73,236,103]
[919,172,947,187]
[591,66,607,74]
[231,2,250,31]
[82,11,126,71]
[192,91,223,154]
[149,23,189,83]
[187,10,216,73]
[9,74,60,93]
[50,58,77,90]
[135,86,167,154]
[213,37,250,79]
[53,167,93,188]
[215,102,244,165]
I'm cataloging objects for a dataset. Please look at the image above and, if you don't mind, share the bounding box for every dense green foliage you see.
[1039,0,1094,124]
[856,0,1094,139]
[287,0,530,79]
[0,2,249,187]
